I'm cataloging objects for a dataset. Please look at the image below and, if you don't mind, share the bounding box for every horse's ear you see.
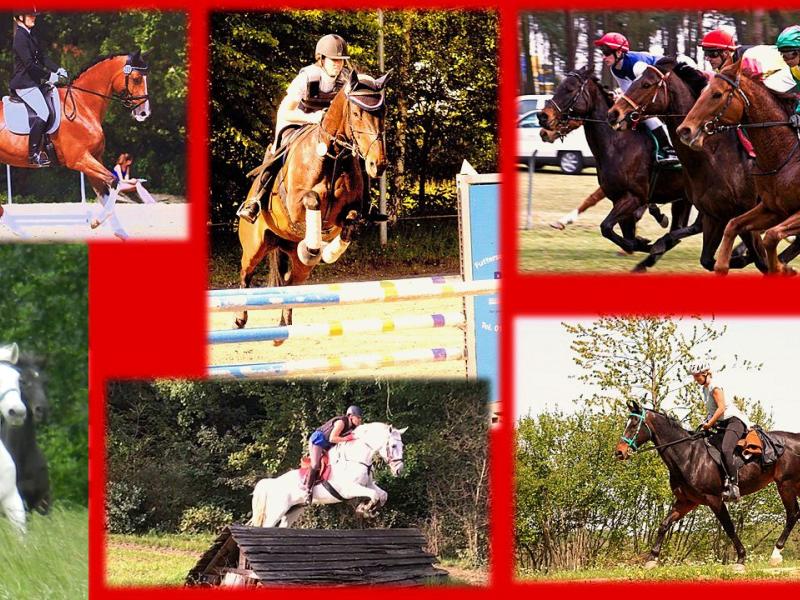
[0,343,19,365]
[625,399,635,412]
[349,68,360,90]
[141,48,152,63]
[630,399,640,413]
[374,69,392,89]
[397,426,408,435]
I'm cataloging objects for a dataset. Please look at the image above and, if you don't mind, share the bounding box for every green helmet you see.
[776,25,800,51]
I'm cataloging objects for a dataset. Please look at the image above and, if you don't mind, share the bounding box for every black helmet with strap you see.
[346,405,363,417]
[13,7,41,19]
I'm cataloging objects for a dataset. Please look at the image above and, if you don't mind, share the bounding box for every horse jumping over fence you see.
[249,422,406,527]
[236,68,388,338]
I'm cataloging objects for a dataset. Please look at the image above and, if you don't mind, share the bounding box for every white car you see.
[517,94,595,175]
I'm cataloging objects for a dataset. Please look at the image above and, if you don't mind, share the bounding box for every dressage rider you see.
[10,9,68,167]
[303,405,364,505]
[690,361,751,502]
[237,33,352,223]
[594,32,678,164]
[776,26,800,115]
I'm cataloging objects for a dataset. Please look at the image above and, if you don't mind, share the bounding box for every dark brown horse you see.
[0,52,150,237]
[236,68,388,336]
[678,61,800,274]
[608,59,776,272]
[538,66,692,270]
[617,401,800,569]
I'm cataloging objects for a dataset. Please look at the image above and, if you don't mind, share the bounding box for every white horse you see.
[0,343,28,534]
[250,422,407,528]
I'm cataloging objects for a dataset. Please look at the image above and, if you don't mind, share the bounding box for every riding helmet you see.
[700,29,737,51]
[346,405,363,417]
[315,34,350,61]
[777,25,800,51]
[594,32,630,53]
[688,360,711,374]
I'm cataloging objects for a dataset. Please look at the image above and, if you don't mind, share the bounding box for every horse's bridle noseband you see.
[543,72,590,136]
[701,72,750,135]
[119,61,150,110]
[621,407,653,451]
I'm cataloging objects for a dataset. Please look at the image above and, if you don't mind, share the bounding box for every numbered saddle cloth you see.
[2,86,61,135]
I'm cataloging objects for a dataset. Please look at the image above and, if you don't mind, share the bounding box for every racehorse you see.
[0,51,150,238]
[607,58,788,273]
[0,343,29,534]
[235,68,388,337]
[249,422,406,528]
[616,400,800,570]
[678,60,800,274]
[2,352,50,514]
[538,66,692,270]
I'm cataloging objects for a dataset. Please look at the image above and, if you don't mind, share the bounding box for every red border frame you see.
[81,1,800,597]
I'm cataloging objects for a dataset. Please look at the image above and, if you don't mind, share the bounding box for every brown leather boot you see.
[304,467,320,505]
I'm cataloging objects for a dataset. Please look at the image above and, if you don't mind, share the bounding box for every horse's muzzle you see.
[613,444,630,461]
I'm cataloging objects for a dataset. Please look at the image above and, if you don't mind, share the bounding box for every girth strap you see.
[321,480,348,502]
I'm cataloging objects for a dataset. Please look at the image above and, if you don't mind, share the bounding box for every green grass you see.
[519,559,800,581]
[0,505,87,600]
[106,532,211,587]
[210,219,461,289]
[518,170,789,273]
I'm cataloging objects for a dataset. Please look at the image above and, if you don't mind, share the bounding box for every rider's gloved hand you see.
[790,113,800,129]
[47,72,58,84]
[56,67,68,80]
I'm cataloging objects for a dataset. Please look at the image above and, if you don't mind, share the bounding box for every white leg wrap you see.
[559,208,579,226]
[305,209,322,250]
[322,235,350,264]
[769,547,783,565]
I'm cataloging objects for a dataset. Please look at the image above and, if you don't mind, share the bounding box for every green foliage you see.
[0,245,87,505]
[210,10,497,224]
[0,11,186,200]
[107,379,489,563]
[178,504,234,534]
[106,481,151,534]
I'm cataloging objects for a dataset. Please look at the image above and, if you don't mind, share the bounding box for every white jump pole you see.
[6,164,11,204]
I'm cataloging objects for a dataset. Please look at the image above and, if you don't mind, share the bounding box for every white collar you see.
[17,23,31,33]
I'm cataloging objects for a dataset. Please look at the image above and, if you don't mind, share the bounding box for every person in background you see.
[112,153,156,204]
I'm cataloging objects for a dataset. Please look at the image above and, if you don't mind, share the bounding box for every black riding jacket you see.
[11,24,58,90]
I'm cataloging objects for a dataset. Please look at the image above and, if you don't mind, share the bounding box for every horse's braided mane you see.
[656,57,708,98]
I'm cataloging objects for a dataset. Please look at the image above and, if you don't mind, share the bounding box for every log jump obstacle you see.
[186,526,448,587]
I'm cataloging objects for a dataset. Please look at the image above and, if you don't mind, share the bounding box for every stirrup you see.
[236,199,261,224]
[656,149,679,166]
[29,151,51,167]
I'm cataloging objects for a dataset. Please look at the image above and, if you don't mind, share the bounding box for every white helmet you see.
[688,360,711,374]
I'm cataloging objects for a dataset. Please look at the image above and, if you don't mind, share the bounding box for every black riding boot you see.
[237,150,277,223]
[723,473,741,502]
[28,118,50,167]
[652,126,679,165]
[304,466,320,505]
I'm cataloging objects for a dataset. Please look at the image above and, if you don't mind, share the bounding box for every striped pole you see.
[209,278,498,312]
[208,346,464,379]
[209,311,466,345]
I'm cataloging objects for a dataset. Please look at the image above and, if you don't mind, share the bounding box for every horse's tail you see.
[249,479,271,527]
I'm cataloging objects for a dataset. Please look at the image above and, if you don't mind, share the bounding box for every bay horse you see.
[617,400,800,570]
[0,344,29,534]
[538,66,692,270]
[0,51,150,238]
[235,68,388,336]
[2,352,50,515]
[608,58,782,273]
[249,422,406,528]
[678,61,800,274]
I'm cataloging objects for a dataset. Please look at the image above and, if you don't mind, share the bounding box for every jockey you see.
[700,29,749,72]
[776,25,800,114]
[594,32,678,164]
[303,405,364,505]
[690,360,751,502]
[10,9,68,167]
[237,33,352,223]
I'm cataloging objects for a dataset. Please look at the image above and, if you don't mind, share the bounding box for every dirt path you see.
[443,564,488,586]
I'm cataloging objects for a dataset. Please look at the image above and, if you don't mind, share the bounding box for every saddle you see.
[299,454,332,483]
[2,86,61,136]
[736,425,785,467]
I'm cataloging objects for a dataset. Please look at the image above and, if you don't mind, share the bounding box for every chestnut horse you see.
[617,401,800,570]
[235,68,388,336]
[678,61,800,274]
[538,67,692,271]
[0,51,150,238]
[608,59,777,273]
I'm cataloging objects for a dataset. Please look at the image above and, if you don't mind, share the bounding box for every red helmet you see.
[700,29,737,51]
[594,32,630,53]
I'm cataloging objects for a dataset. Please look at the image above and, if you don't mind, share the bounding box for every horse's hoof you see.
[714,266,729,276]
[731,563,746,574]
[549,221,566,230]
[769,556,783,567]
[234,316,247,329]
[644,560,658,570]
[272,339,285,347]
[297,241,322,267]
[90,218,101,229]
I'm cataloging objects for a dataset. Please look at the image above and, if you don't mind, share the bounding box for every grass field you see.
[0,506,87,600]
[518,559,800,582]
[518,169,789,273]
[107,531,488,587]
